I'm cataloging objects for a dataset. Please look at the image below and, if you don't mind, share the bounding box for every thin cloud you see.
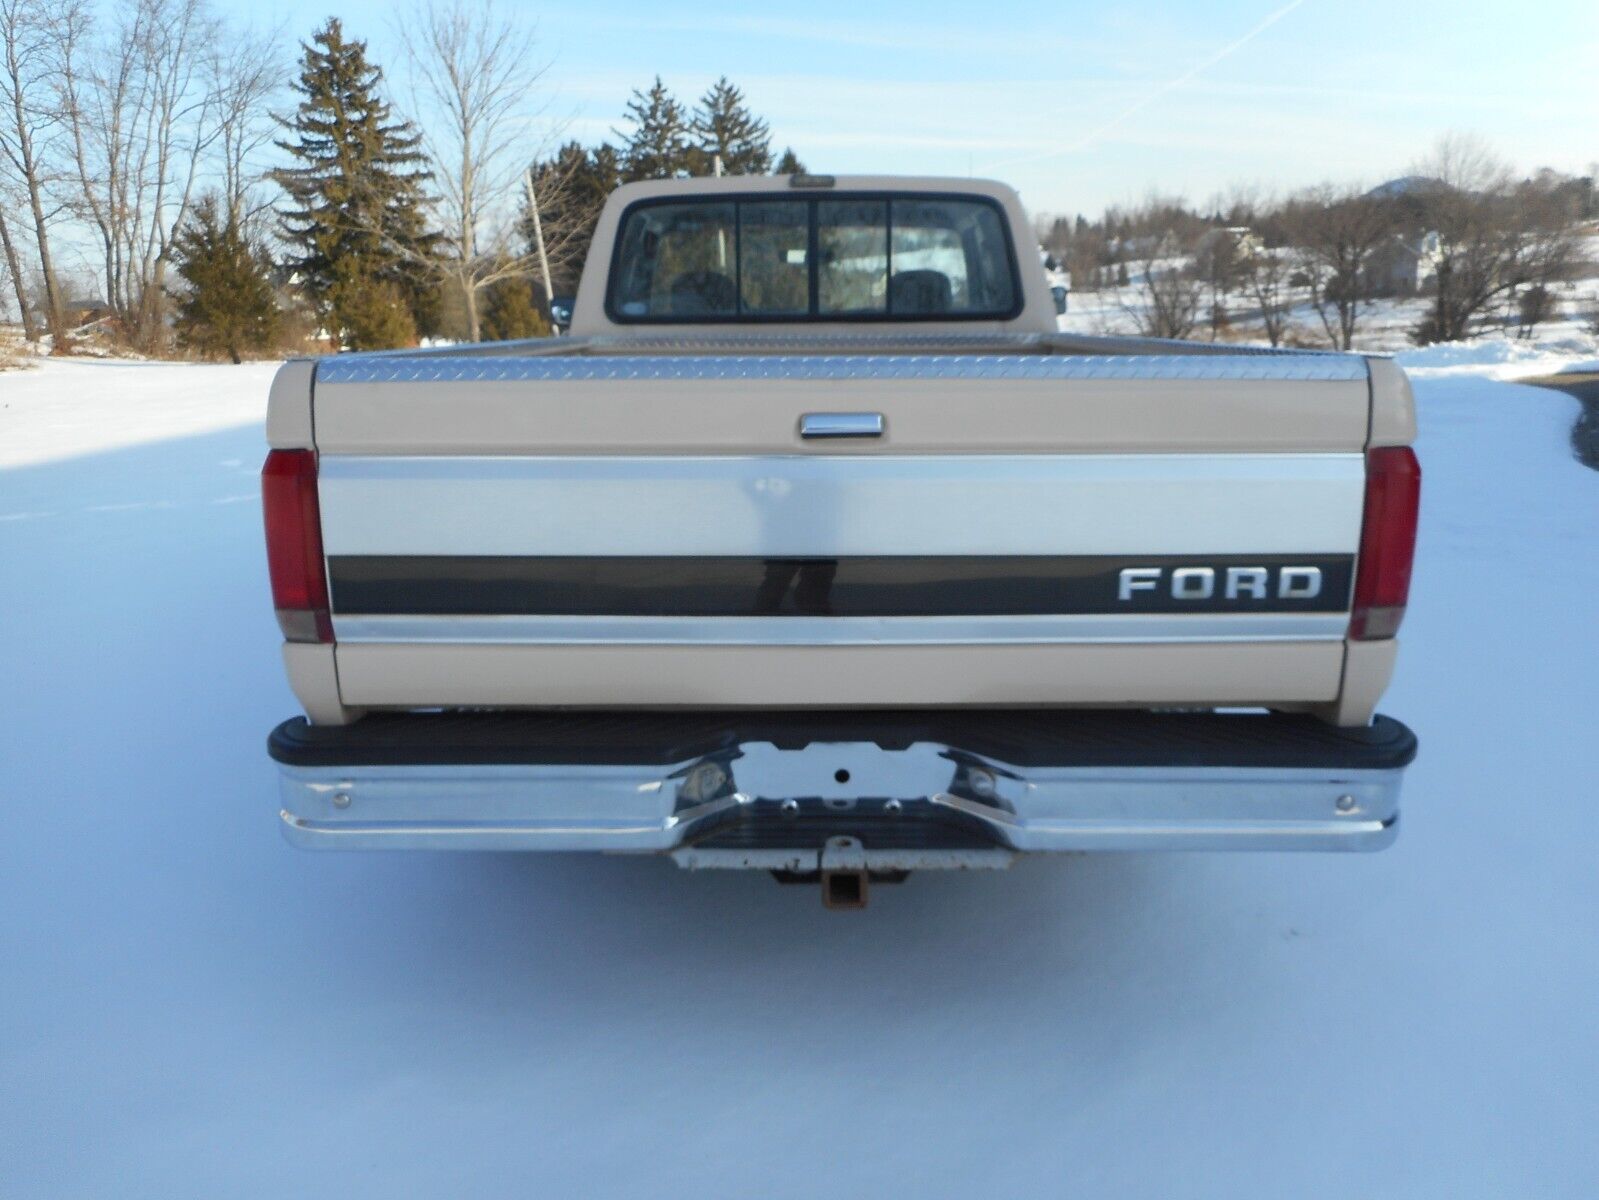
[983,0,1312,171]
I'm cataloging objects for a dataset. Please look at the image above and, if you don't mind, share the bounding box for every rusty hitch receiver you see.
[820,836,870,909]
[773,839,911,909]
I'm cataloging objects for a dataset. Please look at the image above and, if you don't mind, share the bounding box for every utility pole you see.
[713,154,727,267]
[523,167,555,312]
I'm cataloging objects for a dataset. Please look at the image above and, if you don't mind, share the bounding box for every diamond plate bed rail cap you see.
[315,352,1371,386]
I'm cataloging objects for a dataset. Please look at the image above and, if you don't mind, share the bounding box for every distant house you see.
[1195,226,1265,260]
[62,298,114,327]
[1112,231,1181,261]
[1364,231,1442,297]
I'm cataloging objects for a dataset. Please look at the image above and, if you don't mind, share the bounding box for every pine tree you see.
[774,147,806,176]
[168,196,280,364]
[615,77,690,182]
[689,78,771,175]
[327,259,417,351]
[480,276,550,341]
[272,19,438,349]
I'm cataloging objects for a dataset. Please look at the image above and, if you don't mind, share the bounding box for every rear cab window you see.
[607,192,1021,323]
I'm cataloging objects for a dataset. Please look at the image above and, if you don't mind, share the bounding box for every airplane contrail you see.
[981,0,1310,172]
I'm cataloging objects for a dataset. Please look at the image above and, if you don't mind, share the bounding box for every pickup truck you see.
[263,174,1420,906]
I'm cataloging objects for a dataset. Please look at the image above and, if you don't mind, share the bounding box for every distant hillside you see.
[1366,176,1447,200]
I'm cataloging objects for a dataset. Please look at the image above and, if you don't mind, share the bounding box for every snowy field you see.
[1055,258,1599,368]
[3,354,1598,1197]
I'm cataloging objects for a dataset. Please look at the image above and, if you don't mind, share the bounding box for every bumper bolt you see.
[884,799,903,815]
[332,791,352,809]
[1336,794,1357,813]
[780,798,800,817]
[967,768,997,799]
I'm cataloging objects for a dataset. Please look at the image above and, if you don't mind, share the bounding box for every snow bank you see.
[1395,333,1599,380]
[2,360,1597,1197]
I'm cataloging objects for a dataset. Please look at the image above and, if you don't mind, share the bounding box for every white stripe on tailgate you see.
[317,454,1364,558]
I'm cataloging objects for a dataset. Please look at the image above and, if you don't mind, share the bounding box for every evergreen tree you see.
[774,147,806,176]
[272,19,438,349]
[615,77,690,182]
[168,196,280,364]
[689,77,771,175]
[480,276,550,341]
[327,259,417,351]
[590,144,623,188]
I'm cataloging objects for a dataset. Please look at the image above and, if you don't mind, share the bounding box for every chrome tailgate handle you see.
[799,412,884,439]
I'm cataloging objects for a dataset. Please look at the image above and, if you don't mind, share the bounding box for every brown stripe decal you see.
[328,555,1354,618]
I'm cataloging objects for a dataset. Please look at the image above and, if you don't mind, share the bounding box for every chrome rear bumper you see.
[271,710,1413,867]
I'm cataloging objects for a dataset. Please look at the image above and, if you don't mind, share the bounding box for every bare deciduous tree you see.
[58,0,223,349]
[210,27,280,226]
[1410,134,1589,344]
[1194,230,1244,341]
[0,0,70,343]
[397,0,552,342]
[1105,196,1205,339]
[1125,255,1204,340]
[0,200,38,339]
[1286,185,1393,350]
[1244,244,1295,346]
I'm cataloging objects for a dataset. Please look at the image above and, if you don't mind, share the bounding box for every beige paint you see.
[283,643,363,725]
[266,359,316,450]
[569,175,1060,338]
[1366,358,1418,448]
[313,374,1371,457]
[1315,638,1399,726]
[334,641,1343,710]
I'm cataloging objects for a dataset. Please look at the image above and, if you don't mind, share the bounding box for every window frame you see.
[603,190,1025,325]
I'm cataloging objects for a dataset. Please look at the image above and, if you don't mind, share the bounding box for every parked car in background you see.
[549,294,575,333]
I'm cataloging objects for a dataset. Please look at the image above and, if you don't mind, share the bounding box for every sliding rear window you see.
[606,193,1021,323]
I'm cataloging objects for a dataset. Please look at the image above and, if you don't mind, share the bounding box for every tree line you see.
[0,0,804,360]
[6,0,1592,360]
[1039,138,1595,348]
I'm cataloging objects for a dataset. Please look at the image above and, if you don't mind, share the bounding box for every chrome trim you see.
[800,412,884,439]
[334,331,1364,358]
[279,741,1402,856]
[316,453,1365,558]
[314,352,1370,386]
[329,612,1351,645]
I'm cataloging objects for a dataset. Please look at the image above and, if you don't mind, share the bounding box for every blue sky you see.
[276,0,1598,219]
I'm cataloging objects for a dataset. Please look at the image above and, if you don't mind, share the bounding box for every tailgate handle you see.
[800,412,884,439]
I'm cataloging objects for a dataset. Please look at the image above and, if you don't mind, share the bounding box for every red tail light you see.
[1350,446,1421,640]
[262,449,332,643]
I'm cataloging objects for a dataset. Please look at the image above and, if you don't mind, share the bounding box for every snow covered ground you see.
[2,355,1598,1197]
[0,358,278,469]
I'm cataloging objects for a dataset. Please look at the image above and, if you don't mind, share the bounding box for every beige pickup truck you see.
[264,174,1419,905]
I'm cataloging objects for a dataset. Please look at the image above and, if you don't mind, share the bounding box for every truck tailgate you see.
[308,351,1373,711]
